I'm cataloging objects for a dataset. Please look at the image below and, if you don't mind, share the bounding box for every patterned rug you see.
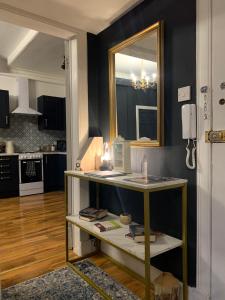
[2,260,139,300]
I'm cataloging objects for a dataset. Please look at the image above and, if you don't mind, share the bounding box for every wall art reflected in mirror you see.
[109,21,164,147]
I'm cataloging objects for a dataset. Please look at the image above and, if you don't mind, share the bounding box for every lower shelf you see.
[66,213,182,261]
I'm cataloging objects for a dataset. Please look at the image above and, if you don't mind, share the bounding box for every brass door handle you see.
[205,130,225,143]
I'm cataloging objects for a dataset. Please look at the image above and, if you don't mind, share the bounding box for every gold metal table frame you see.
[64,172,188,300]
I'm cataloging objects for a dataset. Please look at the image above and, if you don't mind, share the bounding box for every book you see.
[125,232,156,243]
[93,220,121,232]
[79,215,96,222]
[129,224,145,237]
[79,207,108,221]
[128,224,161,243]
[84,170,125,178]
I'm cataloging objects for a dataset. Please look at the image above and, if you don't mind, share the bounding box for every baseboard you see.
[188,287,210,300]
[101,243,210,300]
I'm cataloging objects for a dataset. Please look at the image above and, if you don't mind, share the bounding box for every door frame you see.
[195,0,212,299]
[0,5,89,253]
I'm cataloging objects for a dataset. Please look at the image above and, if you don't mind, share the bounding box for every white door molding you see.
[196,0,212,299]
[65,34,91,255]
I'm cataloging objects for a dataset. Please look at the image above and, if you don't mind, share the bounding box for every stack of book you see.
[79,207,108,222]
[125,224,161,243]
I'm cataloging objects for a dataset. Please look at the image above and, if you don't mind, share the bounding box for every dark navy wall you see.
[87,0,196,286]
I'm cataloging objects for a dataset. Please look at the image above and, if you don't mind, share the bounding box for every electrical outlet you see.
[178,86,191,102]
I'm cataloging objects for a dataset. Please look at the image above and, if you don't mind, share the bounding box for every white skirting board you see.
[101,242,161,280]
[102,243,207,300]
[188,287,210,300]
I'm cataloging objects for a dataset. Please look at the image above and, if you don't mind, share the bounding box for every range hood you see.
[11,77,42,115]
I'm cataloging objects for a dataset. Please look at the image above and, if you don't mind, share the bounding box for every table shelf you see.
[65,170,187,300]
[66,213,182,261]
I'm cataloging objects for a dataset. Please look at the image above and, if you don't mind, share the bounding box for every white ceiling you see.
[0,21,30,58]
[11,32,65,76]
[0,0,142,34]
[0,20,65,78]
[0,1,144,78]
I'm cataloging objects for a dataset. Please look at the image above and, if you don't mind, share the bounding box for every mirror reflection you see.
[115,29,158,141]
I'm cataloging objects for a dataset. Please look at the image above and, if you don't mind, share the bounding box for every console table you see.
[64,170,187,300]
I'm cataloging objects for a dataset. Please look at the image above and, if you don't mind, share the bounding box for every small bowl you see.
[120,213,132,225]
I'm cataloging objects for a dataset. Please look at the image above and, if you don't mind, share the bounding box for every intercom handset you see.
[182,104,197,170]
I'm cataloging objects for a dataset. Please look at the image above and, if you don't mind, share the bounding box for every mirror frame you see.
[108,21,164,147]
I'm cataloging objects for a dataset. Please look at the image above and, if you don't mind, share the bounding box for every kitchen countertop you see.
[0,152,67,156]
[40,152,67,155]
[0,153,19,156]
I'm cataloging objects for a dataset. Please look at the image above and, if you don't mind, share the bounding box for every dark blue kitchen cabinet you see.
[43,154,67,193]
[58,154,67,190]
[38,95,66,130]
[0,156,19,198]
[0,90,10,128]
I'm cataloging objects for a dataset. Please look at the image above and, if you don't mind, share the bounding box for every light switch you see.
[178,86,191,102]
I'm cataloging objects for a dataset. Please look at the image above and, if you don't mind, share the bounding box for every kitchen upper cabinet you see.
[38,95,66,130]
[43,154,66,193]
[0,90,9,128]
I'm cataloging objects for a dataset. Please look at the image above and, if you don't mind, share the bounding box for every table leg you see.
[144,191,151,299]
[65,174,69,262]
[96,182,100,209]
[95,182,101,252]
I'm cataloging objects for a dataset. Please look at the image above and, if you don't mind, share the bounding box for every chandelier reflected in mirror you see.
[131,71,157,91]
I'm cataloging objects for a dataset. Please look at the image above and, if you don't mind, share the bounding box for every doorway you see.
[0,9,88,288]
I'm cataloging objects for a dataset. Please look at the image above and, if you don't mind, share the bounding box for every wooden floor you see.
[0,192,146,298]
[0,192,67,288]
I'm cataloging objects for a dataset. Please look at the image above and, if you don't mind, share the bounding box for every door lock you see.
[205,130,225,143]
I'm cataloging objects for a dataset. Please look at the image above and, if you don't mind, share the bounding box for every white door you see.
[211,1,225,299]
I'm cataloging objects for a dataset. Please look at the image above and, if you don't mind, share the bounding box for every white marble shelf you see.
[65,170,187,191]
[66,213,182,261]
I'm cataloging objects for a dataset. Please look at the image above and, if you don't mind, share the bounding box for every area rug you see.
[2,259,139,300]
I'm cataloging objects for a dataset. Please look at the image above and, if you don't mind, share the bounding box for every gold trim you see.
[144,191,151,299]
[109,21,164,147]
[67,261,112,300]
[65,175,69,262]
[182,183,188,300]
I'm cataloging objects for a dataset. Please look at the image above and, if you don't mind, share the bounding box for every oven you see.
[19,153,44,196]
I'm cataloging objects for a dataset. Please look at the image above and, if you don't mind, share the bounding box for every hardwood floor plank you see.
[0,192,66,287]
[0,192,146,299]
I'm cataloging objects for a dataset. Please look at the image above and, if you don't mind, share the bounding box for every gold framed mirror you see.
[109,21,164,147]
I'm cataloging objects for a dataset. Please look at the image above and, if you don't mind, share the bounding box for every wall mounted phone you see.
[182,104,196,169]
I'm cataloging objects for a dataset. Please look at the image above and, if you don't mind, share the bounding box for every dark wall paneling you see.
[87,0,196,286]
[87,33,102,137]
[116,80,157,140]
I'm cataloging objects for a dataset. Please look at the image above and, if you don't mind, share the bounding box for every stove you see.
[19,152,43,160]
[18,152,44,196]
